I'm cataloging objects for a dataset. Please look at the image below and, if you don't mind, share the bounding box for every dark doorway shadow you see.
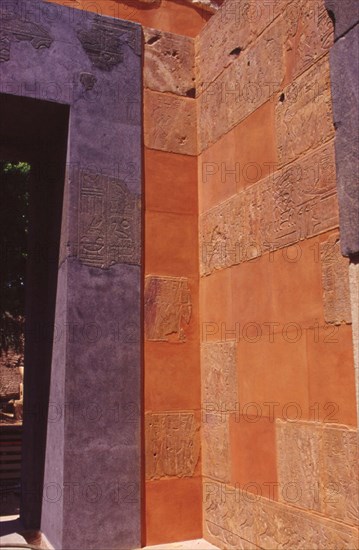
[0,93,69,529]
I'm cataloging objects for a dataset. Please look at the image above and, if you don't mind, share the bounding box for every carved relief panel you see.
[144,276,192,342]
[145,412,200,480]
[78,170,141,268]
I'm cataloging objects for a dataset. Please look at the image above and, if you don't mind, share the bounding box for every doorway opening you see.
[0,93,69,534]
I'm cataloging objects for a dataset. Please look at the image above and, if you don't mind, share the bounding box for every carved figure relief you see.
[202,414,230,482]
[322,426,359,525]
[204,477,359,549]
[201,342,237,410]
[144,276,192,342]
[321,234,352,324]
[145,412,200,479]
[276,57,334,165]
[276,419,322,512]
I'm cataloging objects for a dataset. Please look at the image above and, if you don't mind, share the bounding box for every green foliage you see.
[0,161,30,354]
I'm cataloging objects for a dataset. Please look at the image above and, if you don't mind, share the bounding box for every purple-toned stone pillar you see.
[0,1,142,548]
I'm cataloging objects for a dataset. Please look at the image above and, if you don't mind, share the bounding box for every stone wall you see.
[20,0,358,547]
[197,1,358,548]
[28,0,206,545]
[143,23,202,546]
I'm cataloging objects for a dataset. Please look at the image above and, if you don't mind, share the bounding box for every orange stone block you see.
[145,148,198,215]
[270,236,326,329]
[198,127,237,214]
[236,334,309,421]
[229,414,278,500]
[145,211,198,277]
[234,101,278,191]
[306,325,357,427]
[145,478,202,546]
[145,341,200,411]
[200,270,233,343]
[231,258,274,328]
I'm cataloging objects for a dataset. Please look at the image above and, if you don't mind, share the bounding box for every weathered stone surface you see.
[144,28,195,97]
[202,414,230,482]
[0,12,53,63]
[200,193,244,275]
[329,25,359,257]
[144,90,197,155]
[204,480,258,549]
[201,342,237,411]
[195,0,282,96]
[145,412,200,480]
[144,276,192,342]
[255,494,359,549]
[198,19,284,151]
[205,522,260,550]
[203,480,359,549]
[284,0,334,83]
[78,170,141,268]
[324,0,359,39]
[200,142,338,275]
[271,141,338,246]
[77,19,126,71]
[276,56,335,166]
[321,233,352,324]
[321,425,359,525]
[276,419,321,512]
[276,420,359,526]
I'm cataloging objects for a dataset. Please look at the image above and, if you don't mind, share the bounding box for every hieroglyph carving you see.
[144,276,192,342]
[145,412,200,479]
[276,57,334,165]
[0,13,53,62]
[284,0,333,80]
[200,142,338,275]
[276,420,359,526]
[204,479,359,549]
[321,234,352,324]
[78,171,141,268]
[201,342,237,410]
[77,17,140,71]
[202,414,231,482]
[322,425,359,525]
[276,420,322,512]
